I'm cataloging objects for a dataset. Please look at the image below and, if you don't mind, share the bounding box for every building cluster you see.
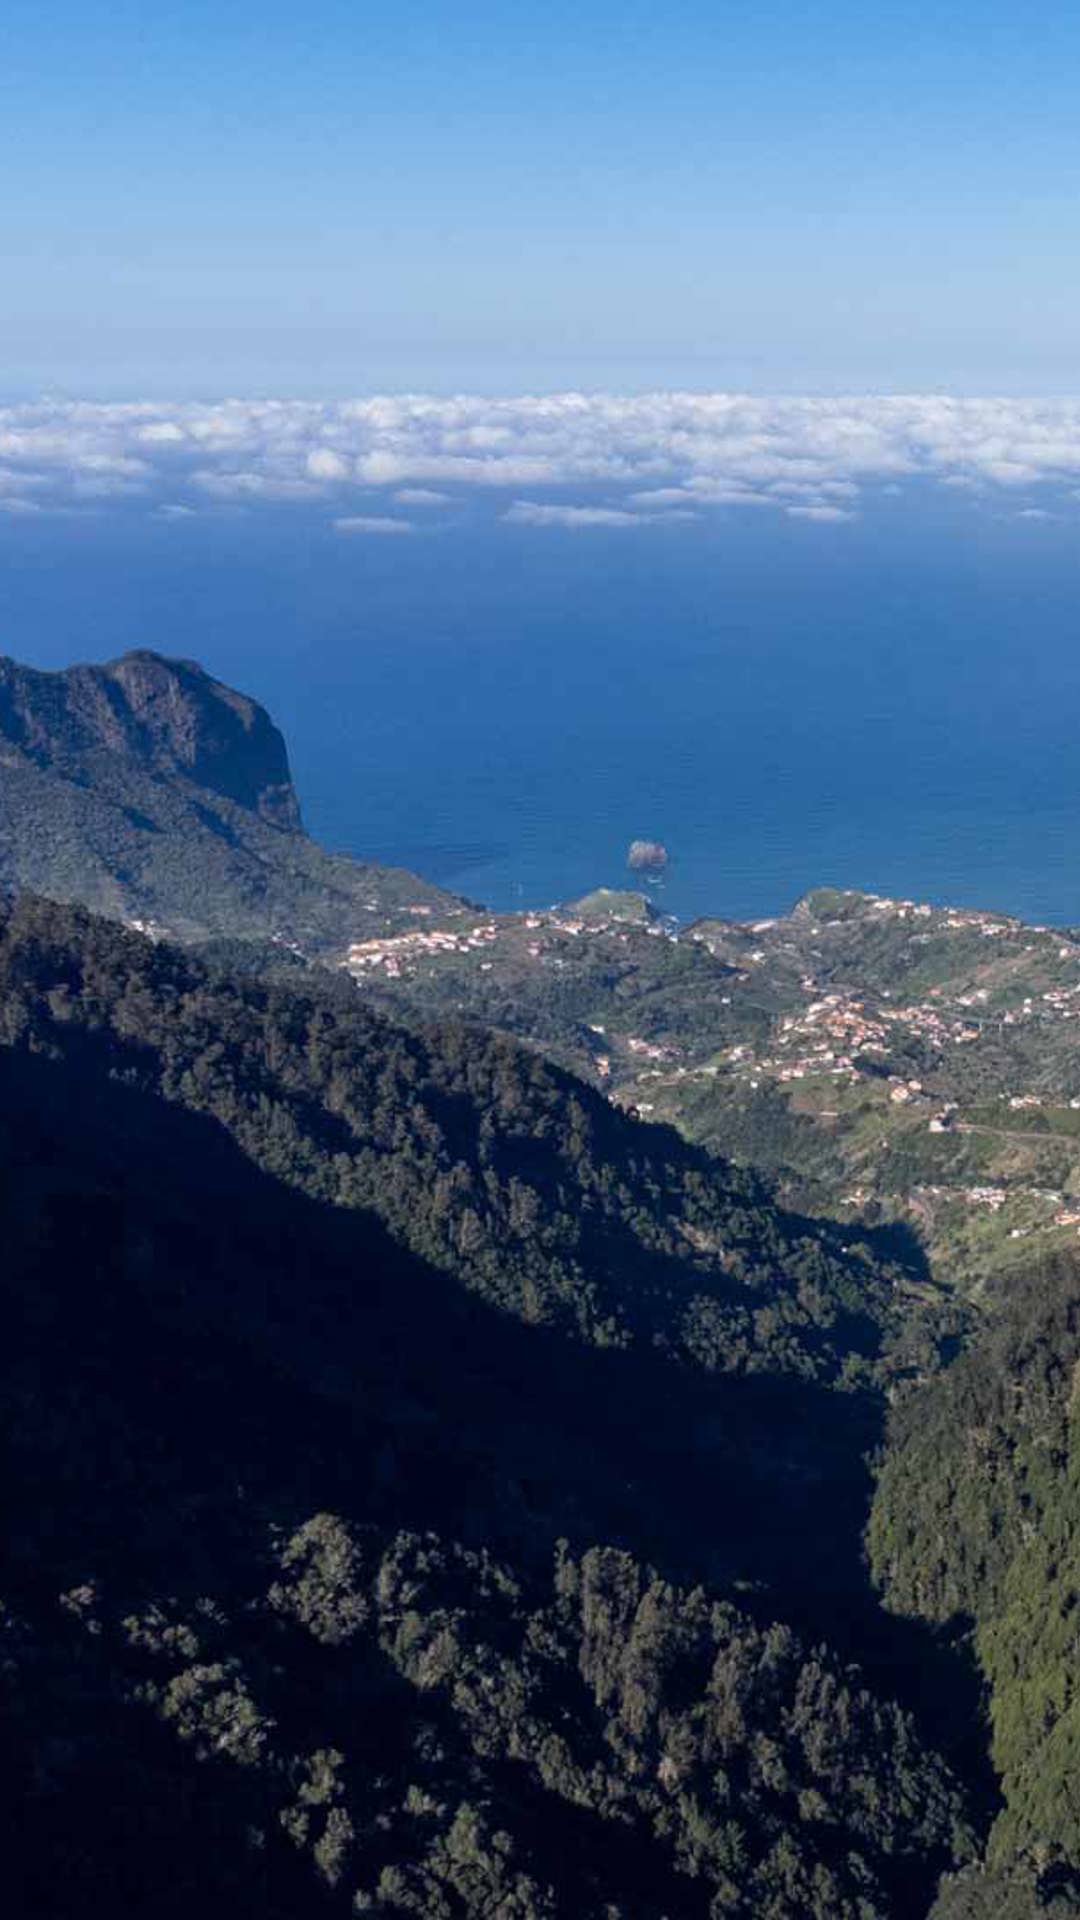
[918,1182,1009,1214]
[345,920,501,979]
[744,987,984,1089]
[858,894,1020,936]
[626,1036,675,1062]
[343,898,677,988]
[758,994,887,1082]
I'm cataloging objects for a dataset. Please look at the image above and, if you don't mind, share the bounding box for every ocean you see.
[3,487,1080,926]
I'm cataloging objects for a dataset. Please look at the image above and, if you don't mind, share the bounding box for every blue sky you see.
[3,1,1080,393]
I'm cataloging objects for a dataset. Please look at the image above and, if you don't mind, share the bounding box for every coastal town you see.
[336,885,1080,1291]
[341,890,672,984]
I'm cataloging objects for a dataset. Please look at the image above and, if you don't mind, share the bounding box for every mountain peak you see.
[0,645,460,946]
[0,647,302,831]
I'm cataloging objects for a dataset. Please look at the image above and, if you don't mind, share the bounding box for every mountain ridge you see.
[0,647,460,948]
[0,647,302,829]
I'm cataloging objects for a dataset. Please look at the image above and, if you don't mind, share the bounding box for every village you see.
[341,894,672,984]
[336,884,1080,1270]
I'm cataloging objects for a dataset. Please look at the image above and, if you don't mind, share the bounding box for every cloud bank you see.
[333,514,415,536]
[3,394,1080,526]
[503,500,694,528]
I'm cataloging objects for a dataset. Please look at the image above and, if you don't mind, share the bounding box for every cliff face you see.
[0,648,457,948]
[0,649,301,830]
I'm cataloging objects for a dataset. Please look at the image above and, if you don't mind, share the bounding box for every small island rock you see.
[627,838,669,872]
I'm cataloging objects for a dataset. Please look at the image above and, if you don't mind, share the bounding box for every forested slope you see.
[0,893,923,1386]
[871,1249,1080,1913]
[0,896,975,1917]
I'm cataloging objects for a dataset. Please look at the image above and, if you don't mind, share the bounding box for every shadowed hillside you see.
[0,897,981,1917]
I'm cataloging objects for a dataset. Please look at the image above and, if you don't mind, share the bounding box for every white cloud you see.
[504,500,697,528]
[505,502,652,528]
[354,449,566,486]
[332,514,415,536]
[73,453,150,476]
[71,475,149,499]
[193,469,323,500]
[0,466,47,492]
[785,504,857,523]
[628,487,700,507]
[307,448,351,481]
[1,393,1079,526]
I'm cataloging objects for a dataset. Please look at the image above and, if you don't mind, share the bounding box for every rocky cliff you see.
[0,649,302,830]
[0,648,456,948]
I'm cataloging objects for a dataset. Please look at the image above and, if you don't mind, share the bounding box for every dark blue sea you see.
[3,490,1080,926]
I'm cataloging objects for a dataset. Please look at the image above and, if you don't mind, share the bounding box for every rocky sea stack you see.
[626,837,669,873]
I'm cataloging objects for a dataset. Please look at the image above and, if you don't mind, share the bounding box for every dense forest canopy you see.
[0,892,927,1386]
[0,893,979,1918]
[871,1247,1080,1902]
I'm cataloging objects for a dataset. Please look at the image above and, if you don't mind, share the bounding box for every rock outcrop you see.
[0,648,456,948]
[0,649,302,830]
